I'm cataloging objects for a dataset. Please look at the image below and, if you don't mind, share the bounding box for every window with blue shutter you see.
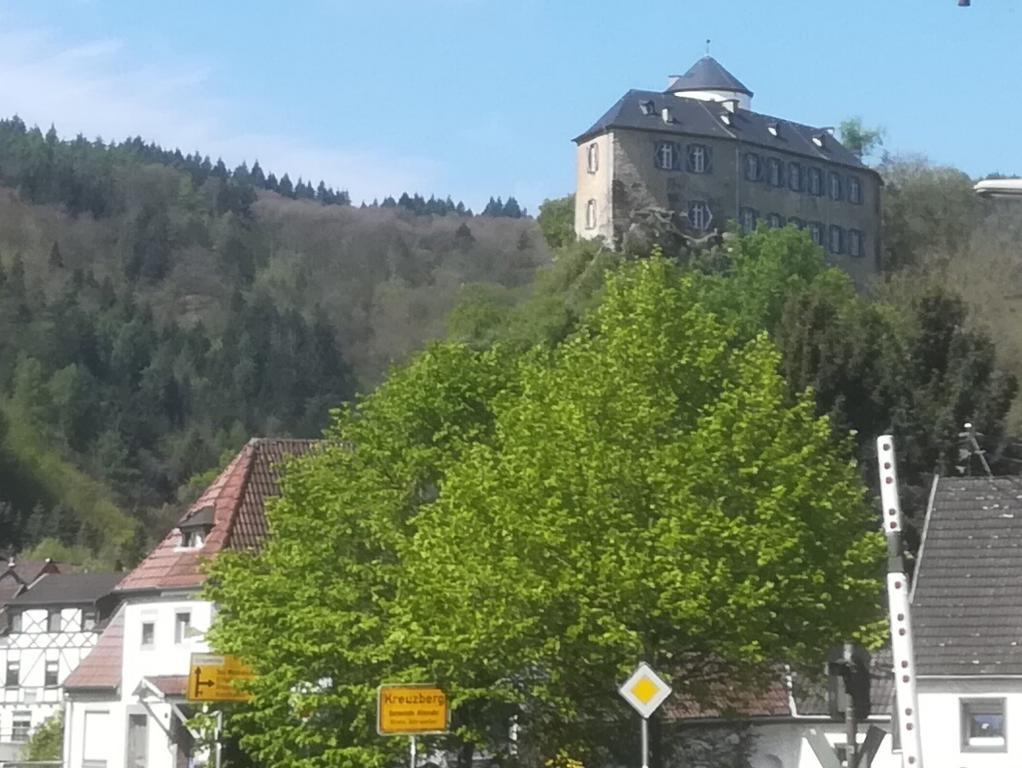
[688,144,711,174]
[688,201,711,231]
[788,162,802,192]
[768,158,783,188]
[740,207,758,233]
[768,213,784,229]
[809,221,824,245]
[655,142,675,170]
[744,153,761,182]
[808,168,823,196]
[848,176,863,204]
[829,172,843,201]
[848,229,864,257]
[829,225,844,254]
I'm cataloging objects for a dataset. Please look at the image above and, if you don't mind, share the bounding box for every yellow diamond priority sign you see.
[618,661,671,719]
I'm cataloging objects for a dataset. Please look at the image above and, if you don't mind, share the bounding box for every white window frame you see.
[768,213,784,229]
[585,199,597,230]
[961,698,1006,752]
[141,620,155,649]
[829,225,844,254]
[829,172,843,201]
[44,659,59,688]
[788,162,802,192]
[849,176,862,204]
[809,168,823,196]
[175,611,192,644]
[5,660,19,688]
[688,201,711,232]
[657,142,674,170]
[744,153,760,182]
[848,229,863,257]
[809,222,824,245]
[47,609,61,633]
[12,711,31,742]
[586,142,599,174]
[8,610,20,633]
[740,207,757,234]
[768,158,783,187]
[82,608,97,631]
[688,144,708,174]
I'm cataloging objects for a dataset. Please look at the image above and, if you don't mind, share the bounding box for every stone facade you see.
[574,57,883,287]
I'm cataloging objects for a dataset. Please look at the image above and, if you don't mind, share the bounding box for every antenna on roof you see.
[705,38,711,55]
[957,421,994,477]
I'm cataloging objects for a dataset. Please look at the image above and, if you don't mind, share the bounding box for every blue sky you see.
[0,0,1016,210]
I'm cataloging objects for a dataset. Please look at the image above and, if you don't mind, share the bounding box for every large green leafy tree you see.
[209,257,883,768]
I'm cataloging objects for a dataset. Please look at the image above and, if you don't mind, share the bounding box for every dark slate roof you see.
[64,607,124,692]
[117,438,318,592]
[790,649,894,716]
[8,572,121,606]
[179,504,214,529]
[666,56,752,96]
[574,90,874,174]
[913,476,1022,676]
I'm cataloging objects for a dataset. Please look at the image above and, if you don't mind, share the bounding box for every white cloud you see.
[0,20,441,201]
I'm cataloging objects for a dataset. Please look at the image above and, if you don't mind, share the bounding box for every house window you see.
[688,201,711,231]
[828,225,844,254]
[175,612,192,644]
[809,222,824,246]
[181,529,204,549]
[788,217,804,230]
[585,199,597,230]
[848,229,864,257]
[848,176,863,204]
[141,621,155,648]
[45,660,59,688]
[12,711,30,742]
[586,143,599,174]
[808,168,823,196]
[8,610,20,634]
[6,660,19,688]
[744,153,761,182]
[687,144,710,174]
[656,142,675,170]
[962,699,1006,751]
[767,213,784,229]
[740,207,758,234]
[768,158,783,187]
[82,609,97,631]
[788,162,802,192]
[829,171,843,201]
[47,610,61,633]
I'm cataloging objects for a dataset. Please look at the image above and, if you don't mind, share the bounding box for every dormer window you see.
[767,122,780,137]
[639,100,656,116]
[177,505,214,550]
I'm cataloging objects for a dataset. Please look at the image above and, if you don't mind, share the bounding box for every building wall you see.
[575,133,614,242]
[582,123,881,289]
[0,605,100,755]
[915,678,1022,768]
[65,593,215,768]
[748,719,898,768]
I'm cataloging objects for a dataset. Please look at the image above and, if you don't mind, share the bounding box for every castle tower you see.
[665,55,753,110]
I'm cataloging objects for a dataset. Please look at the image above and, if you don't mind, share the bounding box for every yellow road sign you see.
[377,684,449,736]
[618,662,671,719]
[188,653,254,702]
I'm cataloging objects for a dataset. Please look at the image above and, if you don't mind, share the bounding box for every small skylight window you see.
[639,100,656,116]
[767,123,780,137]
[813,134,826,149]
[721,113,732,126]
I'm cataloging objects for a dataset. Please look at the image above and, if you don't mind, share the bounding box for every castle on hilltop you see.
[573,56,882,283]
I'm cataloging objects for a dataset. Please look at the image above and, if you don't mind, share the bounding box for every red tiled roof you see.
[64,607,125,692]
[144,675,189,697]
[666,675,792,720]
[116,438,318,593]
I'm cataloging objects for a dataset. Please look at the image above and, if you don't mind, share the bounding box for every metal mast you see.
[876,436,923,768]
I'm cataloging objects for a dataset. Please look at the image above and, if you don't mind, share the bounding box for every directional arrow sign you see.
[188,653,253,702]
[618,662,671,719]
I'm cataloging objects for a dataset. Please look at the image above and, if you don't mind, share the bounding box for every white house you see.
[63,438,316,768]
[910,475,1022,768]
[0,568,120,762]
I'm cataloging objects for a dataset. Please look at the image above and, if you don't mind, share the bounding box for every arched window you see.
[587,143,599,174]
[585,199,597,230]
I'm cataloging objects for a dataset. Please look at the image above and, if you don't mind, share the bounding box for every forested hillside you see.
[0,118,549,564]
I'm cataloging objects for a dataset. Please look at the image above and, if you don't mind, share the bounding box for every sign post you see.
[188,653,254,703]
[618,662,672,768]
[377,684,449,768]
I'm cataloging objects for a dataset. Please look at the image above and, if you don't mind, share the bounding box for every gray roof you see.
[667,56,752,96]
[790,649,894,717]
[8,572,121,607]
[574,90,873,174]
[913,476,1022,676]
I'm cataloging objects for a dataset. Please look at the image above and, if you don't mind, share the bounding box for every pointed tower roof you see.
[666,56,752,97]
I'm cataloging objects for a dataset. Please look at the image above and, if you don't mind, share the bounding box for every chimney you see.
[661,107,672,124]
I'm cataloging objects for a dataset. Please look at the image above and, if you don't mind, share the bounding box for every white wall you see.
[915,678,1022,768]
[0,605,100,751]
[574,132,614,242]
[66,593,214,768]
